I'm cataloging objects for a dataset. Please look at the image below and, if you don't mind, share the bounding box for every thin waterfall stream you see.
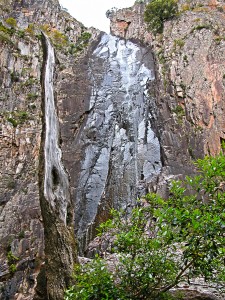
[43,35,70,225]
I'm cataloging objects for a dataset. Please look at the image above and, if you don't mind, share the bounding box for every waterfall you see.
[43,35,70,225]
[75,34,162,244]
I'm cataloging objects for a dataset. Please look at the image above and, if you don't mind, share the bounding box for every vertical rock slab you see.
[65,34,162,252]
[0,0,83,298]
[36,35,76,300]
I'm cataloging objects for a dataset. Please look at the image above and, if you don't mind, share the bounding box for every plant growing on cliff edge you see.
[5,17,17,28]
[66,153,225,300]
[7,251,19,274]
[144,0,178,34]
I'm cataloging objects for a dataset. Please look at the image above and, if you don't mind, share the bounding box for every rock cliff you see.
[0,0,94,298]
[109,0,225,165]
[0,0,224,299]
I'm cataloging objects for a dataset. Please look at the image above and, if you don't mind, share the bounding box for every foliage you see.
[17,29,25,38]
[66,153,225,299]
[7,251,18,265]
[10,71,20,82]
[0,21,15,36]
[7,251,18,275]
[52,29,68,47]
[144,0,178,34]
[25,23,35,36]
[69,32,92,55]
[27,93,38,100]
[172,105,185,120]
[6,111,29,127]
[173,38,185,49]
[9,264,17,274]
[5,17,17,28]
[40,23,51,33]
[0,32,14,46]
[180,3,191,12]
[65,258,123,300]
[0,22,11,34]
[190,24,212,33]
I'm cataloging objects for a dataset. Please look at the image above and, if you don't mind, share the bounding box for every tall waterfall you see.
[43,35,70,225]
[75,34,162,243]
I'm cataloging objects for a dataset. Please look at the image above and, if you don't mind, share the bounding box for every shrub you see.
[5,17,17,28]
[0,21,15,36]
[9,264,17,274]
[25,23,35,36]
[7,251,18,275]
[7,251,19,265]
[69,32,92,55]
[52,29,68,46]
[180,3,191,12]
[6,111,29,127]
[172,105,185,116]
[27,93,38,100]
[10,71,20,82]
[191,24,211,33]
[65,258,123,300]
[144,0,178,34]
[17,30,25,38]
[7,117,18,127]
[173,38,185,48]
[66,153,225,299]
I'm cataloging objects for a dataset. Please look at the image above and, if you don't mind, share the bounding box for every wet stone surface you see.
[74,34,161,247]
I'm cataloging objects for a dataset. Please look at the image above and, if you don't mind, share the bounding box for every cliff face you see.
[0,0,96,298]
[0,0,224,299]
[110,0,225,174]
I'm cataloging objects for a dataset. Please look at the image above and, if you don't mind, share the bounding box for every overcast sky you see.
[59,0,135,33]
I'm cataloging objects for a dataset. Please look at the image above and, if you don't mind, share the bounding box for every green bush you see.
[27,93,38,100]
[173,38,185,48]
[144,0,178,34]
[5,17,17,28]
[65,258,123,300]
[190,24,212,33]
[66,153,225,299]
[7,251,18,275]
[69,32,92,55]
[6,111,29,127]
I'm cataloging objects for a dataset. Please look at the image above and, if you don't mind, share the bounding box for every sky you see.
[59,0,135,33]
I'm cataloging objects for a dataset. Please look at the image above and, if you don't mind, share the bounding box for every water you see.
[75,34,161,242]
[43,35,70,225]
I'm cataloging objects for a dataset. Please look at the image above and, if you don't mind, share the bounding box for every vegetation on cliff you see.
[65,152,225,299]
[144,0,178,33]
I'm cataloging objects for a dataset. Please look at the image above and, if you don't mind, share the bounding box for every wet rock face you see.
[72,34,161,248]
[110,0,225,181]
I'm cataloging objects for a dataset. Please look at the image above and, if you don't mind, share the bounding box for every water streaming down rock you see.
[35,34,77,300]
[43,35,70,224]
[75,34,162,249]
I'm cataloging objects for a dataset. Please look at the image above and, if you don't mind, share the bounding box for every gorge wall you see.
[0,0,224,299]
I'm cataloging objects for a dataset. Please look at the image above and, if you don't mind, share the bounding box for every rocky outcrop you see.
[109,0,225,196]
[0,0,224,299]
[109,1,152,43]
[60,33,161,252]
[0,0,95,298]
